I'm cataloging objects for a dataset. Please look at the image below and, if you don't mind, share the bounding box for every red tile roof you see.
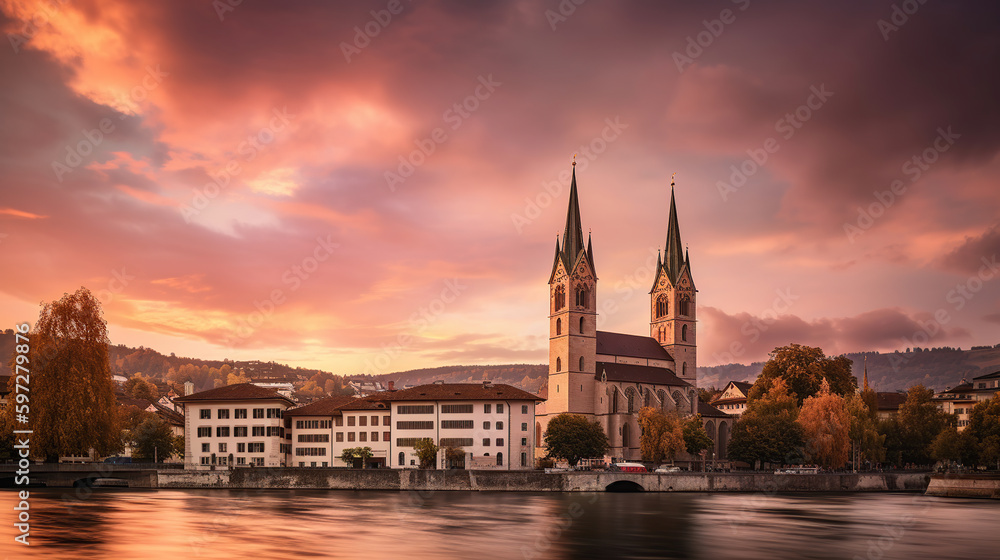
[876,391,907,411]
[174,383,293,405]
[366,383,541,402]
[596,331,673,361]
[596,361,690,387]
[284,396,385,417]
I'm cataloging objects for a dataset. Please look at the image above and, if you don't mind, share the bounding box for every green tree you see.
[846,392,885,470]
[340,446,373,468]
[638,407,685,464]
[967,394,1000,467]
[749,344,856,405]
[893,385,953,465]
[413,439,438,469]
[797,380,850,469]
[682,414,714,456]
[930,426,976,466]
[727,379,804,467]
[131,416,175,462]
[543,413,609,467]
[4,288,120,461]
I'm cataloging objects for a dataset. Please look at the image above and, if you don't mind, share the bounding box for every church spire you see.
[863,356,870,391]
[663,174,685,284]
[560,160,586,272]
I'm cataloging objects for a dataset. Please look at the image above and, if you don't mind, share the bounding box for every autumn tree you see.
[845,392,885,470]
[543,413,609,467]
[728,379,804,467]
[698,386,721,404]
[638,407,685,464]
[226,370,250,386]
[6,288,120,461]
[413,439,438,469]
[682,414,714,456]
[749,344,856,405]
[797,380,850,469]
[124,373,159,402]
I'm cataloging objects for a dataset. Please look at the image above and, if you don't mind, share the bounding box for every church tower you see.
[548,162,597,415]
[650,176,697,385]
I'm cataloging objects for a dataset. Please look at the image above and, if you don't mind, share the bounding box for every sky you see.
[1,0,999,377]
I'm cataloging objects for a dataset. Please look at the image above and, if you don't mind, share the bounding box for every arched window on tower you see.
[575,286,589,309]
[659,327,665,342]
[655,294,668,318]
[556,318,562,336]
[679,295,691,317]
[682,324,688,341]
[579,356,584,371]
[682,362,687,377]
[556,357,562,372]
[554,285,566,310]
[579,316,585,334]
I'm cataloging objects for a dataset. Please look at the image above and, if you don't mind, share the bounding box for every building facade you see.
[282,382,541,470]
[934,371,1000,430]
[711,381,752,417]
[175,383,294,469]
[537,165,730,462]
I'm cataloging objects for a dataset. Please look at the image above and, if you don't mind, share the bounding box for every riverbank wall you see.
[925,473,1000,499]
[151,469,930,493]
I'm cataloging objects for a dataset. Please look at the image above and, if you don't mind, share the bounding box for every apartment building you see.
[281,381,542,470]
[175,383,294,468]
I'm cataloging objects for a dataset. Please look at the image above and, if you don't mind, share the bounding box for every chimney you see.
[184,381,194,396]
[388,381,395,391]
[483,380,493,389]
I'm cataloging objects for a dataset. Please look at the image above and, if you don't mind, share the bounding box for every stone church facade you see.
[536,164,731,463]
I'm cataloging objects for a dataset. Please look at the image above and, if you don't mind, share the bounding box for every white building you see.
[711,381,752,417]
[284,381,542,470]
[175,383,294,469]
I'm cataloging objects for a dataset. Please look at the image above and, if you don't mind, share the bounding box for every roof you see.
[596,331,673,361]
[876,392,907,411]
[366,383,542,402]
[939,382,974,394]
[151,402,185,426]
[662,183,685,285]
[731,381,753,394]
[559,165,586,274]
[698,401,731,418]
[174,383,294,405]
[284,395,366,417]
[596,361,690,387]
[116,393,152,409]
[973,371,1000,380]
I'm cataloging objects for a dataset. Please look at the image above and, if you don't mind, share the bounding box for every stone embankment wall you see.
[156,469,930,493]
[925,474,1000,499]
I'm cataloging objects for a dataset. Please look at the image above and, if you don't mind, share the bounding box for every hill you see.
[2,329,997,395]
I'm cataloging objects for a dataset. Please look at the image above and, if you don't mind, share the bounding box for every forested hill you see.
[697,346,1000,392]
[1,328,997,394]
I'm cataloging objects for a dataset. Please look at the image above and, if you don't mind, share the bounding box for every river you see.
[1,489,997,559]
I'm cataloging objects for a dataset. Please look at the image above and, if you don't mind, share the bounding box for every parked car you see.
[609,462,648,473]
[655,465,682,473]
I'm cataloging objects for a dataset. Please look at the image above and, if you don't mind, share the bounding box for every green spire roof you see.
[560,164,586,272]
[662,181,685,284]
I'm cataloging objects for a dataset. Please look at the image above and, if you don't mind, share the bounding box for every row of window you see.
[653,294,693,318]
[200,408,283,420]
[201,442,266,453]
[555,316,588,336]
[295,448,327,456]
[197,426,282,438]
[201,456,264,466]
[331,432,391,443]
[552,285,589,310]
[298,434,330,443]
[395,404,522,415]
[296,420,332,430]
[347,415,390,427]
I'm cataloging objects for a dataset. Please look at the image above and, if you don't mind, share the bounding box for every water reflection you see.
[0,489,997,559]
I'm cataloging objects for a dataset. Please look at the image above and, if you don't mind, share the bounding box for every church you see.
[536,162,732,463]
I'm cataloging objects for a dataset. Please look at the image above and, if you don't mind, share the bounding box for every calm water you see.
[1,489,998,559]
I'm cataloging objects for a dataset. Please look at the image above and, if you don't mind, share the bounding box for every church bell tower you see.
[650,176,697,385]
[548,161,597,415]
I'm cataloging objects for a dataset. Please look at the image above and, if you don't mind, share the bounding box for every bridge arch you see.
[605,480,644,492]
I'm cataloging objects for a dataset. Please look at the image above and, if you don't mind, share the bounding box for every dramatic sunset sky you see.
[1,1,998,376]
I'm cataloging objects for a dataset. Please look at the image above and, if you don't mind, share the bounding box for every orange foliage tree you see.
[797,379,850,468]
